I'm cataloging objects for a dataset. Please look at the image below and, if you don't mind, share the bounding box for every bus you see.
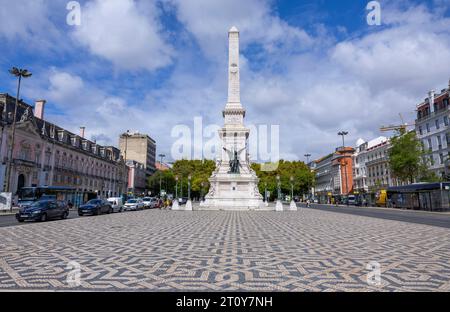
[17,186,97,208]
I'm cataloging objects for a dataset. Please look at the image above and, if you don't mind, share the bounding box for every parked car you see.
[78,199,112,216]
[142,197,154,208]
[178,197,188,205]
[16,200,69,222]
[107,197,123,213]
[123,198,145,211]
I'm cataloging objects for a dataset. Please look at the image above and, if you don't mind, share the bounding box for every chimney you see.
[34,100,46,119]
[80,126,86,138]
[429,90,435,113]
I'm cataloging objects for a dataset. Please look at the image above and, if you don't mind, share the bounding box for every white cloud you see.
[168,0,314,59]
[0,0,66,51]
[73,0,174,71]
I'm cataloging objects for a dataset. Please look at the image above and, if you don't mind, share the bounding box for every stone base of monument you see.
[275,200,284,212]
[172,200,179,211]
[289,200,297,211]
[185,200,193,211]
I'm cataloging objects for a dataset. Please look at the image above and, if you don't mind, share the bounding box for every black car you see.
[16,200,69,222]
[178,197,189,205]
[78,199,112,216]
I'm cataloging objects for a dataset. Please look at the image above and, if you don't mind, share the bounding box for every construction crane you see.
[380,113,415,133]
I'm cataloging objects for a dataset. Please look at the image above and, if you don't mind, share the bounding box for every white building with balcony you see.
[415,81,450,178]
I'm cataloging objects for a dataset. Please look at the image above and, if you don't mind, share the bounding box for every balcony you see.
[417,106,449,122]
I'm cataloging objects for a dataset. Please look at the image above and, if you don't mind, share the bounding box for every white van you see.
[107,197,123,213]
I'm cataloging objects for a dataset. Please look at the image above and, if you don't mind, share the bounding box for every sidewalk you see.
[310,203,450,215]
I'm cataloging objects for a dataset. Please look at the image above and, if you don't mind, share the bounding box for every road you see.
[1,204,450,229]
[0,210,81,228]
[300,203,450,229]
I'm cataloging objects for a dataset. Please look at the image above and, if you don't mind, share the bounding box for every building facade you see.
[312,147,354,203]
[126,160,147,196]
[415,81,450,178]
[119,132,156,178]
[0,94,128,201]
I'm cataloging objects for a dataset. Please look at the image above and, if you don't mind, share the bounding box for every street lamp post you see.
[275,175,283,211]
[338,131,349,148]
[5,67,32,195]
[185,174,193,211]
[188,174,191,200]
[276,175,281,201]
[304,153,311,165]
[158,154,165,197]
[264,182,267,202]
[175,175,179,199]
[180,176,183,198]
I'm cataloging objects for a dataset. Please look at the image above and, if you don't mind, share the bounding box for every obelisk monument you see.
[199,26,265,211]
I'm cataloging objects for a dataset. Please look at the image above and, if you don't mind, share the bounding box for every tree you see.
[388,131,428,184]
[148,159,216,199]
[251,160,314,201]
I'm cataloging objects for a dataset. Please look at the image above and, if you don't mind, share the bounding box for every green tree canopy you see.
[251,160,314,201]
[388,131,432,184]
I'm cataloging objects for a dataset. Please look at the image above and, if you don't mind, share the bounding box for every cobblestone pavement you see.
[1,209,450,291]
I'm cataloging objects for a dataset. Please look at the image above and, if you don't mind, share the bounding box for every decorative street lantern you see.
[290,176,294,200]
[188,174,192,200]
[276,175,281,201]
[175,175,179,199]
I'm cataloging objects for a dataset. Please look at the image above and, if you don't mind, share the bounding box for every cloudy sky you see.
[1,0,449,162]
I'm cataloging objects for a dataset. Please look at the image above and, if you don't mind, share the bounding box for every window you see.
[426,123,430,133]
[428,138,432,151]
[445,116,449,126]
[440,153,444,165]
[437,135,442,149]
[436,119,440,130]
[430,155,435,166]
[419,126,423,135]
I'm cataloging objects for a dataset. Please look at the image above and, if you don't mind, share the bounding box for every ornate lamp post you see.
[264,182,267,202]
[188,174,192,200]
[5,67,32,194]
[175,175,179,199]
[276,175,281,201]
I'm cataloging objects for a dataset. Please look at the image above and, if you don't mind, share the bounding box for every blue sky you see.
[1,0,450,162]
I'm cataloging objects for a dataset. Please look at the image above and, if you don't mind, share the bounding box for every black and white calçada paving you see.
[1,208,450,291]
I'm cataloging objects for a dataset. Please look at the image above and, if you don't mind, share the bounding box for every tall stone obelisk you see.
[199,26,264,211]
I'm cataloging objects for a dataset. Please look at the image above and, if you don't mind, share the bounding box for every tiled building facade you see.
[0,93,128,201]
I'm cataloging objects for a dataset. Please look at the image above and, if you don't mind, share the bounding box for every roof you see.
[387,182,450,192]
[367,136,388,149]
